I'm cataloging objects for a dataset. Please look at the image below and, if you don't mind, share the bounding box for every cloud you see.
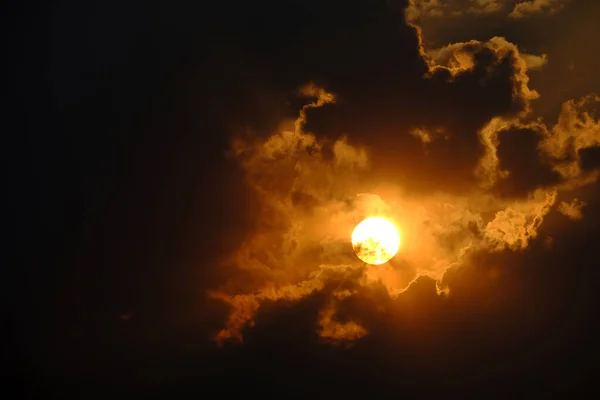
[558,198,586,220]
[318,297,369,344]
[406,0,505,22]
[476,95,600,195]
[406,0,445,22]
[210,264,359,343]
[425,37,541,110]
[207,0,600,346]
[406,0,570,22]
[579,146,600,171]
[304,35,542,195]
[410,0,599,128]
[509,0,570,19]
[540,95,600,180]
[211,89,569,343]
[468,0,503,14]
[520,53,549,70]
[492,124,562,197]
[484,188,557,250]
[20,0,600,392]
[427,42,547,72]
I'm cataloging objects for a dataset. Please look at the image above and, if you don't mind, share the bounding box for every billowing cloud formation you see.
[406,0,503,22]
[304,35,543,195]
[484,189,556,250]
[475,95,600,196]
[209,0,599,346]
[540,95,600,180]
[428,41,548,72]
[509,0,570,19]
[212,101,571,343]
[406,0,569,22]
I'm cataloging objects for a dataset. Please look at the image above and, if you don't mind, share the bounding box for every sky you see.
[8,0,600,397]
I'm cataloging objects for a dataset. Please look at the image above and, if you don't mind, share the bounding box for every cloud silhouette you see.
[206,0,600,347]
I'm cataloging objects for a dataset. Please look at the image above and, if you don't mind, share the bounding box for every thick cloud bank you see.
[209,1,600,345]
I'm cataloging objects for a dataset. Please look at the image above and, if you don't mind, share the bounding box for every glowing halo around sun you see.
[351,217,401,265]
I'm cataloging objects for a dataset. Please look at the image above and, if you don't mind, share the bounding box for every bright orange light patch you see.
[351,217,401,265]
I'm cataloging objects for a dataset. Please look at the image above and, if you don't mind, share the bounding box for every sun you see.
[351,217,401,265]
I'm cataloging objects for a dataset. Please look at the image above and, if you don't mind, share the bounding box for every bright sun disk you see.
[351,217,401,265]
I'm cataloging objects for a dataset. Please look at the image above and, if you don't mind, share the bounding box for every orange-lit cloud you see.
[425,36,541,114]
[558,198,586,220]
[406,0,570,22]
[476,95,600,196]
[509,0,569,19]
[428,41,548,72]
[319,298,368,344]
[484,189,557,251]
[210,87,582,344]
[208,0,600,346]
[406,0,504,22]
[540,95,600,181]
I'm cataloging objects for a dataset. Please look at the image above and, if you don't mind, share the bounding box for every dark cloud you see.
[579,145,600,171]
[304,35,540,194]
[410,0,600,122]
[494,125,562,197]
[147,201,600,397]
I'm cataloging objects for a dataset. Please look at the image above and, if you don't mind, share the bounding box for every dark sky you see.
[8,0,600,397]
